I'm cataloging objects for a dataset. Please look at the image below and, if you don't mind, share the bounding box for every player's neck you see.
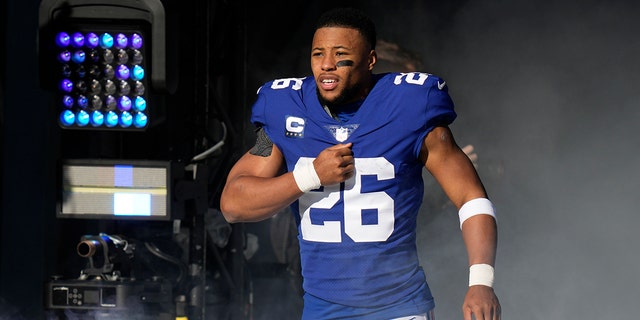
[324,99,363,122]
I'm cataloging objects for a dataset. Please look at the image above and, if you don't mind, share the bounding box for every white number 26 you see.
[296,157,395,243]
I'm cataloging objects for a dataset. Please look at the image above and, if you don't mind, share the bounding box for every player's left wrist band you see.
[292,162,321,192]
[469,263,495,287]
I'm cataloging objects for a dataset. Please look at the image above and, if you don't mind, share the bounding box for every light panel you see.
[39,0,171,132]
[58,159,173,220]
[52,29,149,130]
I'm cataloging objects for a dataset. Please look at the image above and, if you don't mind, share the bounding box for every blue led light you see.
[103,65,115,79]
[60,79,73,93]
[71,50,86,64]
[60,110,75,126]
[76,65,86,78]
[90,111,104,127]
[55,32,70,47]
[118,96,132,111]
[130,65,145,81]
[62,95,74,108]
[119,111,133,128]
[134,96,147,111]
[116,65,130,80]
[77,95,89,108]
[105,95,117,109]
[71,32,85,48]
[115,33,128,49]
[134,112,148,128]
[75,110,90,126]
[86,33,99,48]
[100,33,114,48]
[130,33,143,49]
[58,50,71,63]
[105,111,119,127]
[61,65,72,77]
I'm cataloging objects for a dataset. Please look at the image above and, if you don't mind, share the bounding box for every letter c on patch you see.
[286,116,305,133]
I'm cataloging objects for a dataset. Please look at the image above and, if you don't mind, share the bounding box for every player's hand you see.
[462,285,501,320]
[461,144,478,168]
[313,143,354,185]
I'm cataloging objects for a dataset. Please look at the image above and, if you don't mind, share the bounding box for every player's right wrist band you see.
[469,263,495,287]
[292,162,321,192]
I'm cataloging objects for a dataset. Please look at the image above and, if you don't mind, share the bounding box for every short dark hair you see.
[315,7,377,50]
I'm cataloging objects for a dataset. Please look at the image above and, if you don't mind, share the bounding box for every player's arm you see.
[420,126,501,320]
[220,128,355,223]
[220,140,302,223]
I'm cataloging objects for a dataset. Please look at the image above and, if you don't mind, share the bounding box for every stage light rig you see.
[53,30,148,129]
[39,0,171,131]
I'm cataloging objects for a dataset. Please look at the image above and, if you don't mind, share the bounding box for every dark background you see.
[2,0,640,319]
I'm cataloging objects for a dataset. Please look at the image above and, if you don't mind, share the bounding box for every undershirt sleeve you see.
[249,126,273,157]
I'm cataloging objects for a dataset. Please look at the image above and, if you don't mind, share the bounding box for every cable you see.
[191,121,227,162]
[144,241,188,285]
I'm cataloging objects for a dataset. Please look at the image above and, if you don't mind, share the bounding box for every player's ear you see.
[368,50,377,71]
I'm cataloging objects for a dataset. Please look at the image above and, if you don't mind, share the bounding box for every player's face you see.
[311,27,376,106]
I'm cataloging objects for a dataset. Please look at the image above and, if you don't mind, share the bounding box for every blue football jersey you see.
[250,72,456,308]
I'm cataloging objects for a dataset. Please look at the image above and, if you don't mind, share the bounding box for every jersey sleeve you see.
[424,77,457,132]
[250,83,270,128]
[410,75,457,158]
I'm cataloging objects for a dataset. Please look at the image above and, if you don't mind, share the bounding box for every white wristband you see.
[458,198,496,229]
[292,161,321,192]
[469,263,495,287]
